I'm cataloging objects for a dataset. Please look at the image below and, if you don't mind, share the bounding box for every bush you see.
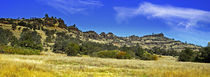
[151,47,179,56]
[120,46,135,58]
[134,46,144,58]
[0,27,18,45]
[78,42,117,55]
[116,51,127,59]
[81,42,105,55]
[95,50,118,58]
[95,50,132,59]
[141,51,158,60]
[53,35,81,53]
[12,24,17,30]
[178,48,196,62]
[0,45,41,55]
[18,27,21,30]
[19,30,43,50]
[195,47,210,63]
[18,21,26,26]
[65,43,80,56]
[45,36,53,43]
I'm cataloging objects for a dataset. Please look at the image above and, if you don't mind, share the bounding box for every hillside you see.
[0,15,201,53]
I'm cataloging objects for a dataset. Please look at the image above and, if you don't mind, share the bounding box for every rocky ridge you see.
[0,16,201,52]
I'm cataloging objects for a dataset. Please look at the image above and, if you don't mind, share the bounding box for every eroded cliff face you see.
[0,17,201,52]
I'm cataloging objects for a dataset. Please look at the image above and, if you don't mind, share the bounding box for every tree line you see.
[178,47,210,63]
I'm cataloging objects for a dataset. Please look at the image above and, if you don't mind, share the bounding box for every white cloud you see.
[114,2,210,46]
[114,2,210,28]
[38,0,103,14]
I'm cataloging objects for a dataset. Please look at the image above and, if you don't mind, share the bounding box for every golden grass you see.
[0,54,210,77]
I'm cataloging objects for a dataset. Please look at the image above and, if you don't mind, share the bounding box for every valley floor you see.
[0,54,209,77]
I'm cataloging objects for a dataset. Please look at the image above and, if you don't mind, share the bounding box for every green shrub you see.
[178,48,196,62]
[141,51,158,60]
[135,46,144,58]
[12,24,17,30]
[0,45,41,55]
[116,51,127,59]
[195,47,210,63]
[19,30,43,50]
[45,36,53,43]
[0,27,18,45]
[53,35,81,53]
[120,46,135,58]
[65,43,80,56]
[95,50,132,59]
[18,21,26,26]
[95,50,118,58]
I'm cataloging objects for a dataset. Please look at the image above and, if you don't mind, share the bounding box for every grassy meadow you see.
[0,53,210,77]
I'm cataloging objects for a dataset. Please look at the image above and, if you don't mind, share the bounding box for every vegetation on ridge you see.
[0,14,209,62]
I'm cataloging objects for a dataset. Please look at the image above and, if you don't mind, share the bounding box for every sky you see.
[0,0,210,46]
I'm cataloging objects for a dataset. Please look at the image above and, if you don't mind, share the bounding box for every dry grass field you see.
[0,54,210,77]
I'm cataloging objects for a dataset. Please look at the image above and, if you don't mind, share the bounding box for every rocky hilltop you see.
[80,31,200,51]
[0,15,201,52]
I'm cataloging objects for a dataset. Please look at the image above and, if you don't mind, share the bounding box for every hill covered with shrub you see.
[0,14,208,61]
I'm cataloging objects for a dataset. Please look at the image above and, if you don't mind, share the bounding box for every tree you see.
[135,46,144,58]
[120,45,135,58]
[95,50,132,59]
[65,42,80,56]
[45,14,49,18]
[80,42,103,55]
[53,34,81,53]
[195,47,210,63]
[12,24,17,30]
[37,26,41,30]
[19,30,43,50]
[18,27,21,30]
[18,21,26,26]
[178,48,196,62]
[73,24,76,27]
[208,42,210,47]
[141,51,154,60]
[0,27,17,45]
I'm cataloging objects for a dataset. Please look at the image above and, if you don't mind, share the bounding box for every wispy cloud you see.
[114,2,210,28]
[114,2,210,46]
[38,0,103,14]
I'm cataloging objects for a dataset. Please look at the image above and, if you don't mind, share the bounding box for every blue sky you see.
[0,0,210,46]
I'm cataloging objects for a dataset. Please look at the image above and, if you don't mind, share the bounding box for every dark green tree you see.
[19,30,43,50]
[178,48,196,62]
[18,21,26,26]
[135,45,144,58]
[120,45,135,58]
[53,34,81,53]
[18,27,21,30]
[12,24,17,30]
[195,47,210,63]
[45,14,49,18]
[65,42,80,56]
[0,27,17,45]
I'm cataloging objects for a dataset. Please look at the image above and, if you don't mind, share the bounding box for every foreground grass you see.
[0,54,210,77]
